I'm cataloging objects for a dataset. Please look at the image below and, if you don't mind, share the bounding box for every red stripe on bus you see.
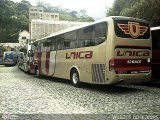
[46,52,50,74]
[38,53,42,74]
[110,58,151,72]
[114,59,150,67]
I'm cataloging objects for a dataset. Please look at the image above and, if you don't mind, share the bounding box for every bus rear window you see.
[114,20,150,39]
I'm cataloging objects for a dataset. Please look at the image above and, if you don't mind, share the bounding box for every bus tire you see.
[71,69,80,87]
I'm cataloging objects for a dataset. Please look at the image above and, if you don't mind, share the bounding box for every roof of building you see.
[0,43,20,47]
[31,19,89,25]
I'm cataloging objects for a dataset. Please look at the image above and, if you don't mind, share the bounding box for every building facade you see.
[29,6,88,40]
[0,43,20,51]
[29,7,59,21]
[18,30,30,47]
[31,19,88,40]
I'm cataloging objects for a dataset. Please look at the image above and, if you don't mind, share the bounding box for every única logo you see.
[118,22,148,38]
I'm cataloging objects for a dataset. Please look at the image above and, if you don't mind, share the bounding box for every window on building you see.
[51,15,54,18]
[22,37,26,39]
[55,15,58,18]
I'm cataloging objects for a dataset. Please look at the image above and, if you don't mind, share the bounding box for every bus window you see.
[50,37,56,51]
[78,25,94,47]
[37,42,42,53]
[41,42,45,52]
[114,20,150,39]
[152,29,160,49]
[57,35,64,50]
[43,40,51,52]
[95,22,107,45]
[64,31,77,49]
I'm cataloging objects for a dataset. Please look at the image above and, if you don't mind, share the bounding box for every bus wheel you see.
[71,69,80,87]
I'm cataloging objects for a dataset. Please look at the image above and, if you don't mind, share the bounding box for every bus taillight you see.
[109,58,115,71]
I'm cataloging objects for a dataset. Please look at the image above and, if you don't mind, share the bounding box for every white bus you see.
[29,16,152,87]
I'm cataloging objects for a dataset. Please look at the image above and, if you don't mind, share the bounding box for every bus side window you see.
[43,40,51,52]
[57,35,64,50]
[95,22,107,45]
[37,42,42,53]
[41,42,45,52]
[78,25,95,47]
[50,37,56,51]
[64,30,77,49]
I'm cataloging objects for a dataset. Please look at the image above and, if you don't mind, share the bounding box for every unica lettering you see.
[117,50,150,56]
[66,51,93,59]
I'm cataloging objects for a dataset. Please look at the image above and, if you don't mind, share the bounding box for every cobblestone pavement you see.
[0,65,160,119]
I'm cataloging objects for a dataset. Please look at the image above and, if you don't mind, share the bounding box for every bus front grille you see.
[92,64,105,83]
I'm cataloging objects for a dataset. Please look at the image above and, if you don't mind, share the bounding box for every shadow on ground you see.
[33,75,144,94]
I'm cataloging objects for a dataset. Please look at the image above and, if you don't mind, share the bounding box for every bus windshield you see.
[114,19,150,39]
[4,52,14,60]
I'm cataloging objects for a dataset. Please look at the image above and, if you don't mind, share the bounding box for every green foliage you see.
[0,0,94,44]
[106,0,160,26]
[36,2,94,22]
[0,0,30,43]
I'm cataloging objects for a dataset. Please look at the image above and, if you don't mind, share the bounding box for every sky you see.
[11,0,114,19]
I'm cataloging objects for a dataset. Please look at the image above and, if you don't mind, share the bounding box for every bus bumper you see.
[116,73,152,84]
[4,61,15,65]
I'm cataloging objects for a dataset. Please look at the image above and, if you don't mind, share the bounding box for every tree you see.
[0,0,30,43]
[106,0,160,26]
[17,0,31,11]
[70,11,78,18]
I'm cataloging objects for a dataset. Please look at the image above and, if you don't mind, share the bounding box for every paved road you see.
[0,65,160,119]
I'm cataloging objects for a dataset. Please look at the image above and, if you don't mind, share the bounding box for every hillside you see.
[107,0,160,27]
[0,0,94,43]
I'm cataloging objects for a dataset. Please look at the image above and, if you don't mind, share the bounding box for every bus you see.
[18,43,32,72]
[3,51,17,66]
[29,16,152,87]
[151,26,160,79]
